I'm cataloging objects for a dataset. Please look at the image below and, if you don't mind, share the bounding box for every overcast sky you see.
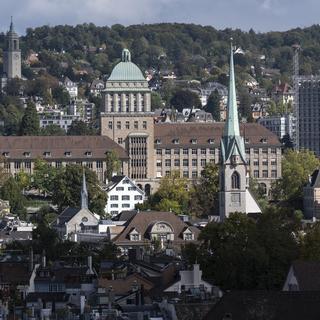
[0,0,318,34]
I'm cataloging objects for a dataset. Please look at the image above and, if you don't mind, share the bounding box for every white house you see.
[104,176,145,217]
[63,77,78,98]
[164,264,216,294]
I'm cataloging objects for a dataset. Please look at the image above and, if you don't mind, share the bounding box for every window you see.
[111,211,118,215]
[24,161,31,169]
[254,170,259,178]
[192,171,198,178]
[231,172,240,189]
[245,148,250,154]
[111,204,118,208]
[174,149,180,155]
[201,159,206,166]
[209,148,215,155]
[155,139,161,145]
[165,170,170,176]
[118,138,123,144]
[44,151,51,157]
[131,234,140,241]
[2,152,9,157]
[262,160,268,166]
[134,195,143,200]
[122,195,130,200]
[65,151,71,157]
[254,149,259,155]
[183,171,189,178]
[110,195,118,200]
[128,187,136,191]
[271,170,277,178]
[271,148,277,154]
[55,161,62,168]
[253,160,259,166]
[174,159,180,166]
[117,121,121,129]
[108,121,113,129]
[201,148,206,155]
[143,121,147,129]
[165,149,171,155]
[134,121,138,129]
[191,149,197,155]
[192,159,198,166]
[156,160,162,167]
[24,152,31,157]
[156,149,162,155]
[184,233,193,240]
[165,159,171,167]
[85,151,92,157]
[191,139,197,144]
[125,121,130,129]
[183,148,188,155]
[208,138,214,144]
[116,187,124,191]
[14,162,21,169]
[271,159,277,166]
[262,170,268,178]
[86,162,93,169]
[96,161,103,169]
[262,148,268,154]
[122,203,130,208]
[173,139,179,144]
[183,159,189,166]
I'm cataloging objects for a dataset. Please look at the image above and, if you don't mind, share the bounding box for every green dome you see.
[108,49,146,81]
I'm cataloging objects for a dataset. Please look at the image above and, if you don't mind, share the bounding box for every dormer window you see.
[191,139,197,144]
[85,151,92,157]
[261,138,267,143]
[129,228,141,241]
[43,151,51,158]
[173,138,179,144]
[208,139,214,144]
[24,152,31,157]
[65,151,71,157]
[245,138,250,144]
[2,152,9,158]
[155,139,161,145]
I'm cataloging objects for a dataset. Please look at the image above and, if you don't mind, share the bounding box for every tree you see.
[281,133,294,149]
[301,223,320,260]
[190,163,219,216]
[0,177,27,218]
[151,92,164,110]
[105,151,121,182]
[272,149,319,205]
[170,89,201,112]
[67,120,96,135]
[52,164,107,215]
[41,124,66,136]
[52,86,70,105]
[19,102,40,136]
[204,89,221,121]
[237,87,253,119]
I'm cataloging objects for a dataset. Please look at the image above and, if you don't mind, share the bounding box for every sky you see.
[0,0,318,34]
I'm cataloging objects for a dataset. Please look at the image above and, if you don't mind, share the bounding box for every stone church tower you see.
[219,43,260,220]
[3,17,21,79]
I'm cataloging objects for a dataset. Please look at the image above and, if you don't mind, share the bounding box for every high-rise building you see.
[3,17,21,79]
[219,45,260,220]
[297,76,320,155]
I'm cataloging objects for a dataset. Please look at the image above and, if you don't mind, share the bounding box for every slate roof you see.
[154,122,281,148]
[0,261,31,285]
[0,136,128,160]
[204,291,320,320]
[292,261,320,290]
[26,292,70,303]
[113,211,200,245]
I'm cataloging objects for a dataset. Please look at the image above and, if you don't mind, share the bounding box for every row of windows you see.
[3,151,93,158]
[108,120,147,130]
[253,170,277,178]
[110,194,143,201]
[156,148,215,155]
[157,159,210,167]
[250,159,277,166]
[9,161,104,170]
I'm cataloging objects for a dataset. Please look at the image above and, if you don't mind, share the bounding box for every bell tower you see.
[219,41,248,220]
[3,17,21,79]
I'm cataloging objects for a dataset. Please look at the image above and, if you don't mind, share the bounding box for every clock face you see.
[13,53,20,60]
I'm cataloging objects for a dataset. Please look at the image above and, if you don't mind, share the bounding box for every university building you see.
[100,49,282,195]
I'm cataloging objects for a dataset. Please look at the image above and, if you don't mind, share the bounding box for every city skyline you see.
[0,0,319,34]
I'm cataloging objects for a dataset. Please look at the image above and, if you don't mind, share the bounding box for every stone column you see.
[137,93,142,112]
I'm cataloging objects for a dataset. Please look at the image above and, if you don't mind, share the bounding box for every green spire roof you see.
[108,49,146,81]
[220,42,246,162]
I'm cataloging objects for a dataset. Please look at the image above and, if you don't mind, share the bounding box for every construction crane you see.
[292,44,301,150]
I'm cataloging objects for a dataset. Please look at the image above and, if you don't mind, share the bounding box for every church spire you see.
[81,171,88,209]
[9,16,14,32]
[224,39,240,138]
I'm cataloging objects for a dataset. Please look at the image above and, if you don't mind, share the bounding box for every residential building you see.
[303,169,320,219]
[297,76,320,155]
[272,82,294,105]
[90,79,105,96]
[39,111,80,131]
[104,175,145,217]
[101,49,282,196]
[63,76,78,98]
[258,113,296,140]
[219,45,261,220]
[0,136,129,183]
[198,81,228,107]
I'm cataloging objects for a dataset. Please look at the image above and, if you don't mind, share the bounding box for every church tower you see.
[3,17,21,79]
[219,42,251,220]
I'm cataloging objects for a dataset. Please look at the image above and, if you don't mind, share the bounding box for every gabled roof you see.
[292,261,320,290]
[308,170,320,188]
[54,207,97,227]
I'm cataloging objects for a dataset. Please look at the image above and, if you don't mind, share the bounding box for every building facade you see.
[100,49,282,196]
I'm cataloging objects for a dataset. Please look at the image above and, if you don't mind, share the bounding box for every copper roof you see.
[0,136,128,160]
[154,122,281,148]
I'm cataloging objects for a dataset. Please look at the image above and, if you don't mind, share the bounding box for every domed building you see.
[101,49,154,194]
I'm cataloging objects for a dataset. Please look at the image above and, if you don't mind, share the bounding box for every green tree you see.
[105,151,121,182]
[190,163,219,216]
[0,177,27,218]
[301,223,320,260]
[170,89,201,112]
[151,92,164,110]
[19,102,40,136]
[204,89,221,121]
[52,164,107,215]
[272,149,319,205]
[41,124,66,136]
[67,120,96,135]
[52,86,70,105]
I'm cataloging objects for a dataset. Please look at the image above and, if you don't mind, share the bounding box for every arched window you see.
[231,172,240,189]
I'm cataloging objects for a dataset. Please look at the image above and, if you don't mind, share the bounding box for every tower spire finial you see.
[81,170,88,209]
[10,16,14,32]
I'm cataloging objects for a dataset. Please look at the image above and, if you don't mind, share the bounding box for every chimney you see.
[87,256,94,275]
